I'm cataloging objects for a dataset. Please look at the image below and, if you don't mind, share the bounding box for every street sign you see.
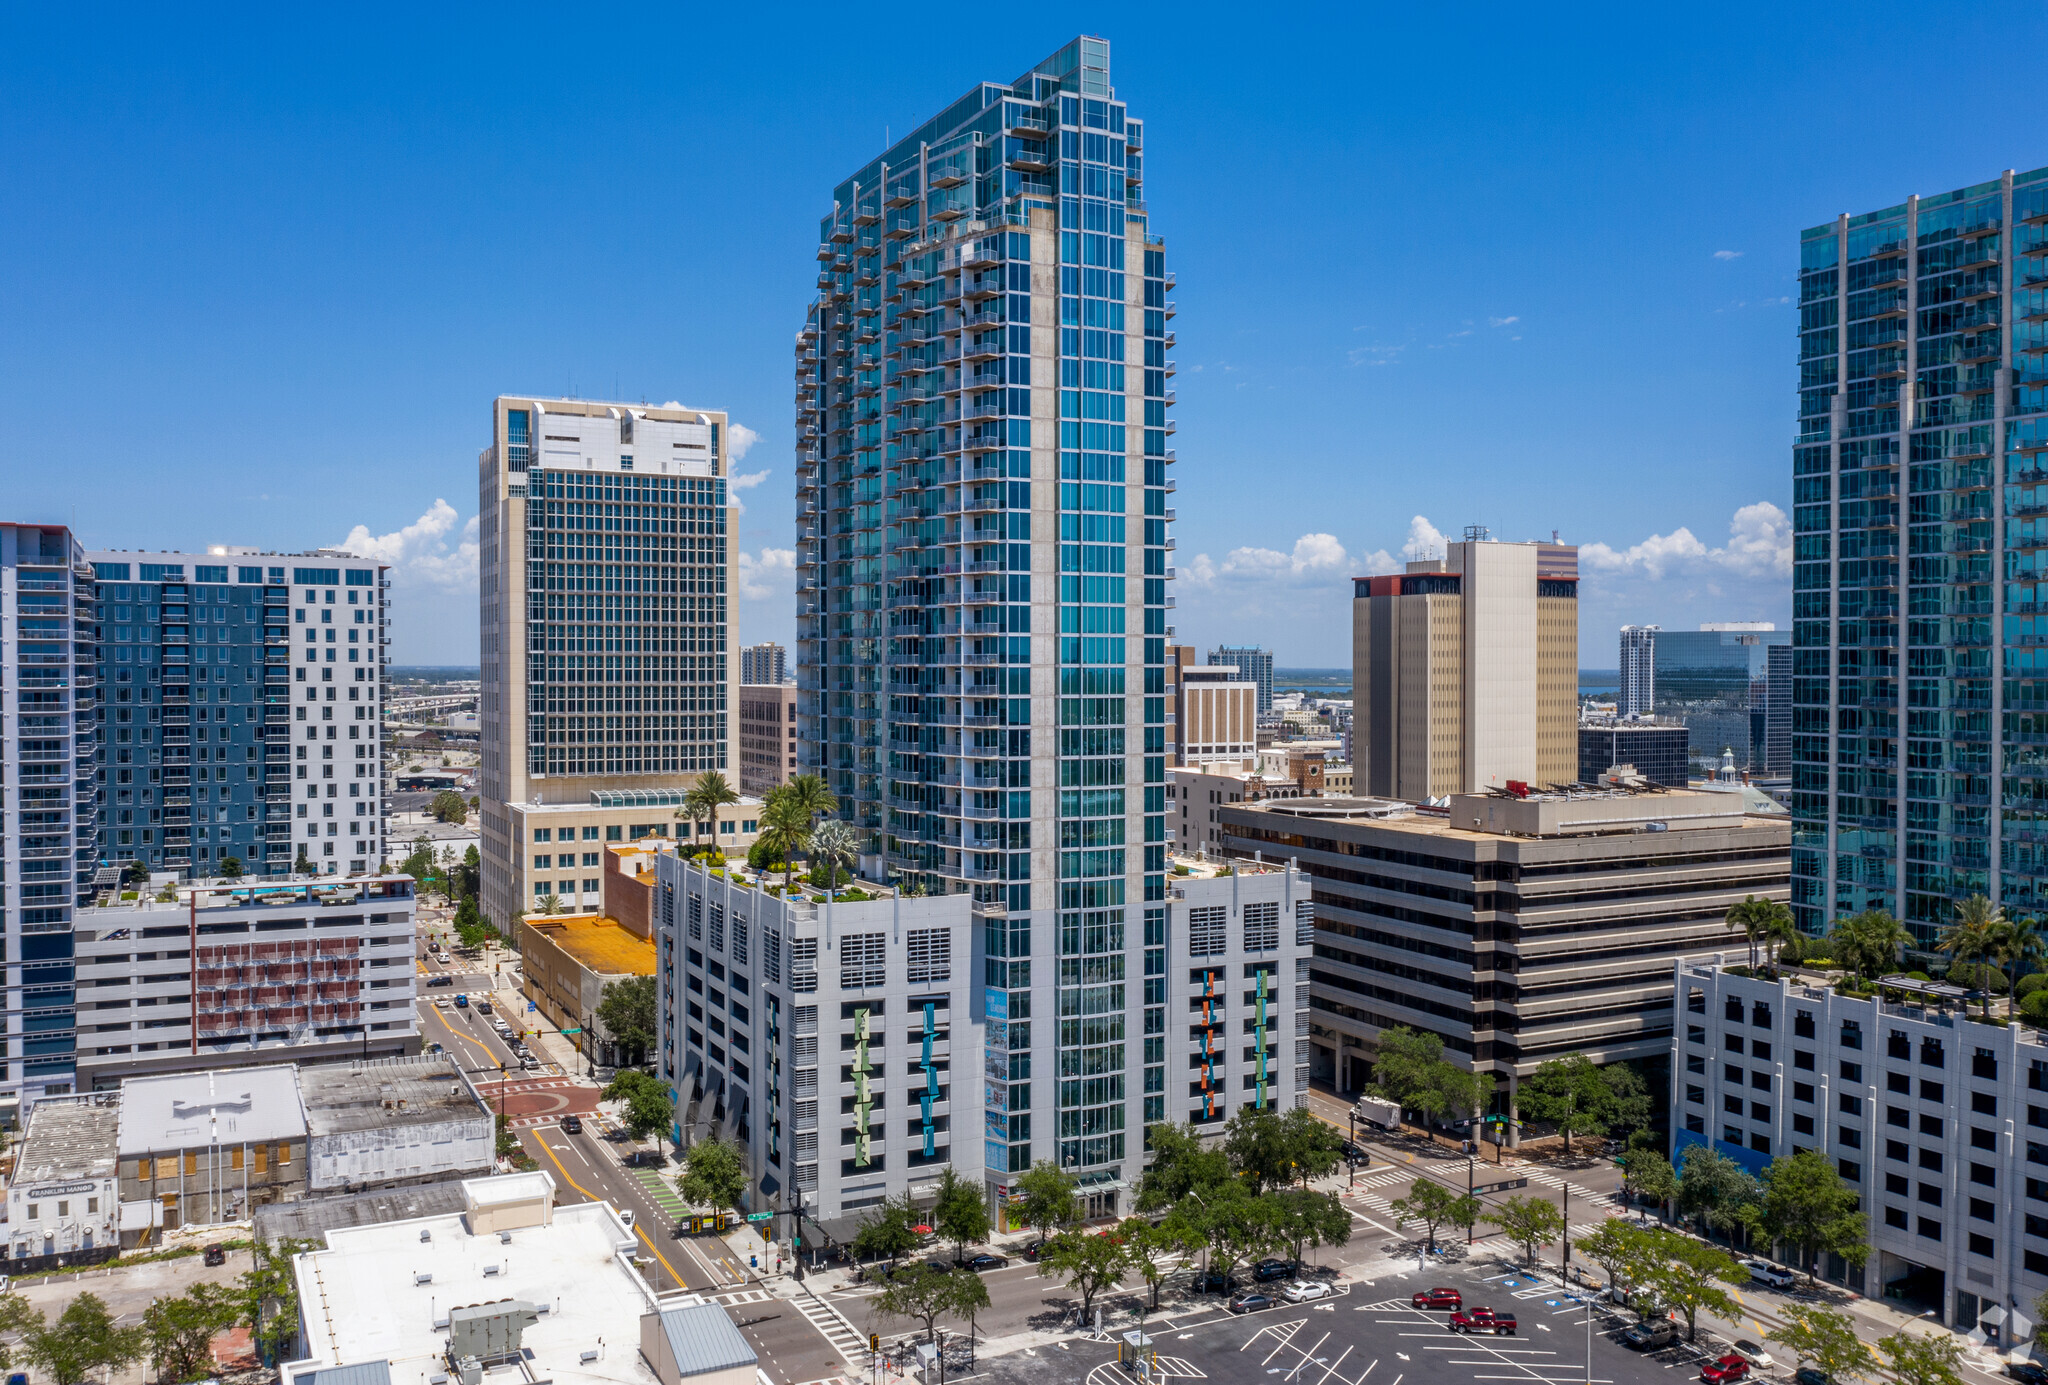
[561,1027,583,1035]
[746,1212,774,1222]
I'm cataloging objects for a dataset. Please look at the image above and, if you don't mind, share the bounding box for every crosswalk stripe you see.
[793,1294,868,1365]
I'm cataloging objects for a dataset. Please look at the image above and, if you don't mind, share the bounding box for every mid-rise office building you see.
[738,683,800,794]
[0,524,98,1114]
[1223,790,1788,1119]
[476,397,742,932]
[739,642,788,687]
[1674,960,2048,1330]
[1792,166,2048,939]
[1578,715,1690,787]
[1209,646,1273,717]
[1649,624,1789,775]
[1170,644,1254,768]
[88,549,388,880]
[654,848,1306,1223]
[1618,625,1658,718]
[1351,533,1579,801]
[794,36,1175,1190]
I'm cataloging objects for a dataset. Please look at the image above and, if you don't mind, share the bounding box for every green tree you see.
[399,835,436,884]
[535,892,566,916]
[0,1294,38,1372]
[1990,915,2047,1019]
[870,1263,989,1345]
[596,974,658,1065]
[1640,1228,1745,1343]
[1189,1181,1279,1280]
[603,1069,674,1141]
[852,1192,922,1267]
[677,769,740,855]
[219,855,244,879]
[1270,1188,1352,1267]
[1677,1144,1762,1240]
[932,1165,990,1264]
[1134,1121,1230,1211]
[745,834,787,874]
[1484,1194,1566,1265]
[1759,1149,1868,1284]
[1726,895,1798,973]
[1036,1229,1129,1323]
[1276,1105,1344,1188]
[676,1136,747,1213]
[1574,1220,1662,1313]
[1388,1179,1478,1253]
[1370,1027,1492,1128]
[1877,1330,1965,1385]
[1621,1148,1679,1216]
[1829,908,1911,983]
[1117,1216,1178,1313]
[781,772,839,830]
[239,1237,316,1364]
[1222,1106,1290,1195]
[808,818,862,897]
[144,1283,243,1384]
[1602,1064,1656,1146]
[1767,1305,1878,1385]
[1937,895,2000,1016]
[1011,1160,1080,1242]
[454,844,481,902]
[431,789,468,825]
[20,1292,146,1385]
[1516,1054,1611,1154]
[755,789,814,890]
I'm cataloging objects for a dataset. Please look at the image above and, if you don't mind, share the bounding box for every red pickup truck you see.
[1449,1307,1518,1336]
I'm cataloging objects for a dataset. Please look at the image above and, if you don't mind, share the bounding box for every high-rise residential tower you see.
[1617,625,1657,718]
[1791,167,2048,940]
[1208,645,1273,717]
[794,36,1175,1184]
[0,523,98,1113]
[739,642,787,687]
[87,549,388,879]
[1351,533,1579,801]
[477,397,741,932]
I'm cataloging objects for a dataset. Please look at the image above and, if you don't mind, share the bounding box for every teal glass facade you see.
[1792,166,2048,941]
[794,36,1175,1182]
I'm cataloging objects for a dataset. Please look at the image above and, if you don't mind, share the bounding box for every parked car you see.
[1228,1291,1276,1314]
[1253,1258,1300,1282]
[1020,1240,1048,1262]
[1196,1270,1238,1294]
[203,1244,227,1267]
[1734,1342,1774,1369]
[2006,1368,2048,1385]
[1702,1355,1751,1385]
[1412,1287,1463,1310]
[1282,1279,1333,1303]
[1742,1259,1796,1290]
[964,1254,1008,1271]
[1623,1320,1678,1351]
[426,975,454,987]
[1796,1370,1832,1385]
[618,1208,636,1229]
[561,1114,582,1134]
[1449,1308,1517,1336]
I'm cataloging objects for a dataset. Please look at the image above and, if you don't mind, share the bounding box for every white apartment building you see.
[6,1093,120,1265]
[71,872,420,1087]
[1674,961,2048,1335]
[476,397,741,934]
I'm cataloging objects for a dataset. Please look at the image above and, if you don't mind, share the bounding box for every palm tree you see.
[677,769,739,861]
[808,818,861,898]
[1725,896,1794,973]
[1992,915,2048,1018]
[1937,894,1999,1012]
[1830,908,1911,984]
[781,773,839,830]
[537,893,566,915]
[756,789,814,892]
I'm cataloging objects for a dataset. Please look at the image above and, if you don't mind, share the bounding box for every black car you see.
[1341,1140,1370,1165]
[924,1258,956,1274]
[202,1244,227,1267]
[1624,1320,1678,1351]
[2004,1367,2048,1385]
[964,1253,1008,1271]
[1196,1270,1237,1294]
[1253,1258,1299,1283]
[1020,1239,1049,1262]
[1795,1371,1830,1385]
[561,1114,582,1134]
[1228,1291,1275,1314]
[426,976,454,988]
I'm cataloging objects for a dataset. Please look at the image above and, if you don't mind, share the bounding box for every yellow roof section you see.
[529,915,657,976]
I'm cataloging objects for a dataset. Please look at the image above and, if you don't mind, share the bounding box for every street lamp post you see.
[1348,1113,1358,1188]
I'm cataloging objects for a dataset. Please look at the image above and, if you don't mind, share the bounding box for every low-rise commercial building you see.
[118,1064,307,1230]
[6,1093,120,1265]
[1169,767,1303,857]
[284,1171,757,1385]
[74,873,420,1088]
[520,912,657,1070]
[510,799,761,916]
[1222,789,1789,1117]
[300,1054,494,1193]
[737,684,799,794]
[1578,716,1690,788]
[1671,961,2048,1334]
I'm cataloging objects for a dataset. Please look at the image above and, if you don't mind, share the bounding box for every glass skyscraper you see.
[794,35,1175,1179]
[1792,165,2048,941]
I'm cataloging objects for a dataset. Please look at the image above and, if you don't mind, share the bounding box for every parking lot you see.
[975,1250,1755,1385]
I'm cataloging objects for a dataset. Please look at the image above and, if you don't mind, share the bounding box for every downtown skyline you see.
[9,6,2048,665]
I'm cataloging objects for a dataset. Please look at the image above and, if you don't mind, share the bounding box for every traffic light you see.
[868,1334,879,1354]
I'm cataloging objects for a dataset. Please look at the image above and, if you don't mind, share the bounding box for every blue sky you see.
[5,3,2046,665]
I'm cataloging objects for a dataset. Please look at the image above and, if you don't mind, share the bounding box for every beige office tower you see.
[477,397,741,929]
[1352,531,1578,800]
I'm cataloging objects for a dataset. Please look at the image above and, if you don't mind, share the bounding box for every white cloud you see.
[1400,515,1447,561]
[1356,548,1399,575]
[337,500,478,589]
[1217,532,1350,581]
[737,546,797,601]
[1579,501,1791,581]
[730,423,762,460]
[1714,250,1743,260]
[1348,345,1404,367]
[729,469,770,491]
[1182,553,1217,587]
[1488,315,1520,327]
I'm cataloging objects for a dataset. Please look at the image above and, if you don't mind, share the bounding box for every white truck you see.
[1352,1096,1401,1131]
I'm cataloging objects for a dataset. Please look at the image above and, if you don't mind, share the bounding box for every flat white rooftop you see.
[117,1064,306,1154]
[290,1178,681,1385]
